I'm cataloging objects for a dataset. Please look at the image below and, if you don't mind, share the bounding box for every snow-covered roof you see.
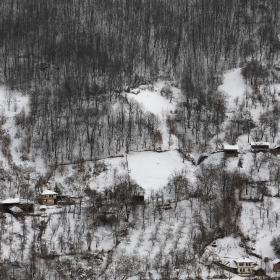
[273,258,280,264]
[236,257,255,263]
[19,199,34,204]
[222,259,237,268]
[1,198,20,204]
[9,206,23,213]
[40,190,58,195]
[272,145,280,149]
[0,198,33,204]
[223,144,239,151]
[250,142,270,146]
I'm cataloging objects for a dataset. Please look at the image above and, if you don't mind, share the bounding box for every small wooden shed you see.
[223,144,239,157]
[251,142,270,152]
[273,259,280,272]
[132,195,145,204]
[0,198,21,211]
[272,145,280,155]
[0,198,34,212]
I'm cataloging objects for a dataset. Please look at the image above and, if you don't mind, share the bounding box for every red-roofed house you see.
[272,145,280,155]
[273,258,280,272]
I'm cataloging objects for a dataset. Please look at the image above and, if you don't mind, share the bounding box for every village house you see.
[132,195,145,204]
[235,257,257,275]
[0,198,21,211]
[0,198,34,212]
[272,145,280,155]
[132,190,145,205]
[223,144,239,157]
[56,194,75,206]
[273,259,280,272]
[250,142,270,152]
[274,63,280,71]
[38,190,58,206]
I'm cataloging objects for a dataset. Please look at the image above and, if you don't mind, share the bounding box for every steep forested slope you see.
[1,0,280,279]
[1,0,280,164]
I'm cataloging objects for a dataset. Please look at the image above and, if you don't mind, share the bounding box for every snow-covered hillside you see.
[1,69,280,279]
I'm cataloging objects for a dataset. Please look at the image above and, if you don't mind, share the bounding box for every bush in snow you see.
[271,235,280,257]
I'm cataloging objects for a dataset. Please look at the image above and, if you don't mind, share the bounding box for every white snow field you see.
[88,150,194,196]
[219,68,252,112]
[128,81,180,151]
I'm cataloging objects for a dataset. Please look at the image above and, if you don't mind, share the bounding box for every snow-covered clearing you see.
[88,151,195,196]
[0,85,46,173]
[83,81,195,195]
[128,81,180,151]
[219,68,252,112]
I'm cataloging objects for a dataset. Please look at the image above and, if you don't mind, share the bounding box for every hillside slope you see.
[0,67,280,279]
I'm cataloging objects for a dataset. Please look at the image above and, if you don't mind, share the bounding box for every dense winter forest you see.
[1,0,280,279]
[2,0,280,163]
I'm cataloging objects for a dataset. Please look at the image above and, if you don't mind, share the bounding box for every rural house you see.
[132,195,145,204]
[1,198,21,211]
[0,198,34,212]
[56,194,75,206]
[38,190,58,206]
[132,189,145,205]
[272,145,280,155]
[223,144,239,157]
[235,257,257,275]
[273,259,280,272]
[250,142,270,152]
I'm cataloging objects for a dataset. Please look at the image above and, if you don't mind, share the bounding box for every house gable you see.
[38,190,58,206]
[235,257,257,275]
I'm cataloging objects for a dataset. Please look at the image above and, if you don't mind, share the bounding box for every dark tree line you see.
[1,0,280,159]
[27,85,161,163]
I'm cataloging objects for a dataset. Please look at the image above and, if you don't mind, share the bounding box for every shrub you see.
[271,235,280,257]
